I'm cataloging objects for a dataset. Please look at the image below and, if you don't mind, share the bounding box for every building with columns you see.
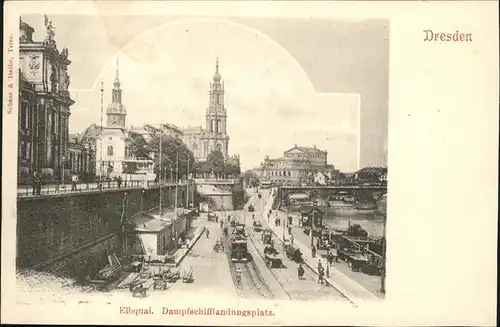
[17,17,76,183]
[181,59,233,164]
[260,145,336,185]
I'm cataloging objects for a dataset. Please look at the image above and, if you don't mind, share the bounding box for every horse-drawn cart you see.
[253,221,263,232]
[207,212,218,222]
[338,249,370,272]
[262,229,273,245]
[264,253,284,268]
[264,245,283,268]
[164,268,180,283]
[283,240,303,263]
[129,279,154,297]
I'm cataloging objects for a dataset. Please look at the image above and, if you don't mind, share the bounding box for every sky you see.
[22,15,388,172]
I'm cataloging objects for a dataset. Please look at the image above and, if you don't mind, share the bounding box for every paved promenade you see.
[258,189,381,304]
[17,181,184,198]
[172,213,237,298]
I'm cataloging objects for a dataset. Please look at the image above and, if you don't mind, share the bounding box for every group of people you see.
[296,260,327,284]
[30,172,82,194]
[214,237,225,252]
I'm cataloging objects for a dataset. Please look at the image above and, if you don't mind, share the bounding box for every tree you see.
[206,150,225,175]
[243,169,258,186]
[126,132,150,159]
[148,134,195,180]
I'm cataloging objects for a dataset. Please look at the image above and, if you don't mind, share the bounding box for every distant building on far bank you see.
[354,167,387,183]
[260,144,338,185]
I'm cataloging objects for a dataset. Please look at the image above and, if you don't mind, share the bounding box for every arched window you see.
[107,145,114,156]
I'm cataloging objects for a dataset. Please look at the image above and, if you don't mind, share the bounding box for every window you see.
[107,145,114,156]
[20,141,26,159]
[20,102,29,131]
[51,112,57,135]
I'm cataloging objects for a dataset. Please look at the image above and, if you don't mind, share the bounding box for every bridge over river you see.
[275,184,387,205]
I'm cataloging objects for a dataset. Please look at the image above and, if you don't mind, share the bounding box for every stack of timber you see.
[182,266,194,283]
[116,273,140,289]
[96,253,122,281]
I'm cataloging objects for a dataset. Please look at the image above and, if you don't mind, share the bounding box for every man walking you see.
[32,172,38,195]
[327,250,334,267]
[32,172,42,195]
[318,264,325,284]
[297,263,305,280]
[71,174,79,191]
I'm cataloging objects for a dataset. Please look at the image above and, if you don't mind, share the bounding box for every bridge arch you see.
[326,190,357,202]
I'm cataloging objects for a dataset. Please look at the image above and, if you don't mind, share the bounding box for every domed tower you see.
[204,58,229,158]
[106,57,127,128]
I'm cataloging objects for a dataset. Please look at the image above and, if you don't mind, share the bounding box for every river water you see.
[321,207,385,238]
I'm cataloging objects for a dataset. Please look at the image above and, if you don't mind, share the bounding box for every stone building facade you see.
[68,134,96,181]
[80,59,154,180]
[260,145,335,185]
[18,17,75,182]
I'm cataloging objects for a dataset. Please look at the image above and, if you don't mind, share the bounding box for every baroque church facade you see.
[80,59,153,180]
[17,17,84,182]
[181,59,238,166]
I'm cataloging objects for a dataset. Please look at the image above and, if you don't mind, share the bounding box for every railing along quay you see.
[17,180,189,198]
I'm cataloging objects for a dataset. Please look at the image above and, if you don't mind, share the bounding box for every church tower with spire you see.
[203,58,230,158]
[106,57,127,128]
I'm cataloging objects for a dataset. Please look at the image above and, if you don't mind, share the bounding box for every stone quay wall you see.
[16,184,195,279]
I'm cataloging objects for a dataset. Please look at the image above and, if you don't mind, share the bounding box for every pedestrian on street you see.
[206,229,210,239]
[33,172,42,195]
[311,246,317,258]
[220,220,223,229]
[71,174,78,191]
[327,251,334,267]
[297,264,305,280]
[117,175,122,188]
[318,266,325,284]
[31,172,38,195]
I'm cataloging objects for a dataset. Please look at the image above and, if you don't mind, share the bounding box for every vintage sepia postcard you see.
[2,1,498,326]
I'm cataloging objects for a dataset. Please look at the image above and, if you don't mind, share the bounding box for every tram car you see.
[230,239,249,262]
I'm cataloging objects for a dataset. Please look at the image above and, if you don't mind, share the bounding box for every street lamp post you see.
[61,156,65,187]
[311,200,317,248]
[140,190,144,212]
[99,82,104,190]
[159,131,162,216]
[186,156,190,208]
[381,213,387,294]
[174,150,179,218]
